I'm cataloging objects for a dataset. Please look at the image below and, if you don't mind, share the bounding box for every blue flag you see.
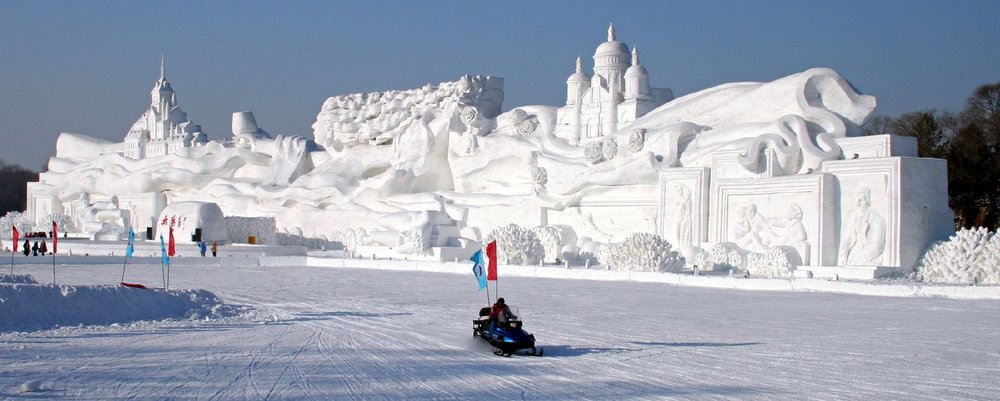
[159,235,169,266]
[125,227,135,258]
[470,250,487,291]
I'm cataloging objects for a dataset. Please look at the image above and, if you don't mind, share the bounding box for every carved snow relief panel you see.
[658,168,709,247]
[710,174,835,266]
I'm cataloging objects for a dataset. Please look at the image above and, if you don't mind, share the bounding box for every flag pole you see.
[121,258,128,283]
[9,244,13,275]
[485,276,491,306]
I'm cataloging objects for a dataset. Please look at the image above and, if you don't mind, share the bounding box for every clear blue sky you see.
[1,0,997,170]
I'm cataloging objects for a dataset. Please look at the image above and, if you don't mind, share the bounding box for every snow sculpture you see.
[484,224,544,265]
[124,57,207,160]
[596,233,685,273]
[838,187,886,265]
[312,74,503,151]
[329,228,368,255]
[224,216,277,245]
[554,24,673,144]
[628,129,645,152]
[155,202,227,242]
[532,226,561,263]
[232,111,272,149]
[24,24,953,276]
[746,247,795,277]
[495,109,539,137]
[692,243,745,272]
[919,228,1000,285]
[76,193,131,240]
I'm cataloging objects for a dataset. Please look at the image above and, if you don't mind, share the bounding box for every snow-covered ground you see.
[2,261,999,400]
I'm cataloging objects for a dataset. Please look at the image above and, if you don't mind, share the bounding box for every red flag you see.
[52,221,58,254]
[12,226,19,253]
[486,240,497,281]
[168,227,176,257]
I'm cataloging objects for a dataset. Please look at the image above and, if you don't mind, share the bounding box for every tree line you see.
[0,161,38,216]
[862,82,1000,229]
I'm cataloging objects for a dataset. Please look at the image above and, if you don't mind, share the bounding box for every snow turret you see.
[625,47,650,101]
[566,56,591,105]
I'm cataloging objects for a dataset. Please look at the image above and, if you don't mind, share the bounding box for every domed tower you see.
[566,56,591,105]
[592,23,630,98]
[625,47,650,101]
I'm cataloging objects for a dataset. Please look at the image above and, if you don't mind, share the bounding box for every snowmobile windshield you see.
[505,306,520,321]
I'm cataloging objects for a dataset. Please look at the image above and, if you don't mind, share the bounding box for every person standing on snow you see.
[40,239,47,255]
[22,239,30,257]
[31,241,38,256]
[211,241,218,257]
[199,241,207,257]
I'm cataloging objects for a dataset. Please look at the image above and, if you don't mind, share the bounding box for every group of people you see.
[21,239,48,256]
[198,241,219,257]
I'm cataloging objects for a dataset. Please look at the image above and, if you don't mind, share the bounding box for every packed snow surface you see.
[1,262,998,400]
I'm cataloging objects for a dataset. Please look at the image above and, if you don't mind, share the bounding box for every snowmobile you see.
[473,305,543,357]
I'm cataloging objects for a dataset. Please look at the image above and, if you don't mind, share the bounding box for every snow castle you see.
[24,25,954,279]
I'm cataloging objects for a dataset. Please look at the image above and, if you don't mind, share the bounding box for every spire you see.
[631,46,639,65]
[159,53,165,81]
[607,23,616,41]
[576,55,583,73]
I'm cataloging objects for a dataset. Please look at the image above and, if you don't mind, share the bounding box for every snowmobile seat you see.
[479,307,491,317]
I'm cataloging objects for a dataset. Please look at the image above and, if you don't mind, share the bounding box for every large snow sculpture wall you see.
[23,27,954,278]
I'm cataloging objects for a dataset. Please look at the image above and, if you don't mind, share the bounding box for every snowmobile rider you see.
[490,298,515,328]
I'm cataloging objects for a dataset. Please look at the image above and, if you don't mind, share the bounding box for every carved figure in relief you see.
[732,206,768,251]
[768,203,807,245]
[673,184,692,245]
[839,187,886,265]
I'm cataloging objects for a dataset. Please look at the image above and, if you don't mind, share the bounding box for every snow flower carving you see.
[459,106,479,126]
[602,140,618,161]
[629,129,646,152]
[585,142,604,164]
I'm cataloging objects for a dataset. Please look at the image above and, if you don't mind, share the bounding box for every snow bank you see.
[0,276,242,333]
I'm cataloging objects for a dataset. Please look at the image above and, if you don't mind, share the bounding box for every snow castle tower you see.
[553,24,673,145]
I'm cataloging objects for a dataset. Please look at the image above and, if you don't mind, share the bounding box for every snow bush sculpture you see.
[0,212,34,237]
[692,243,745,271]
[484,224,544,265]
[919,227,1000,285]
[596,233,685,273]
[45,213,75,233]
[532,226,563,263]
[746,247,794,277]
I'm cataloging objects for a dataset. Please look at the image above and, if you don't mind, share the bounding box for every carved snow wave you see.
[919,228,1000,285]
